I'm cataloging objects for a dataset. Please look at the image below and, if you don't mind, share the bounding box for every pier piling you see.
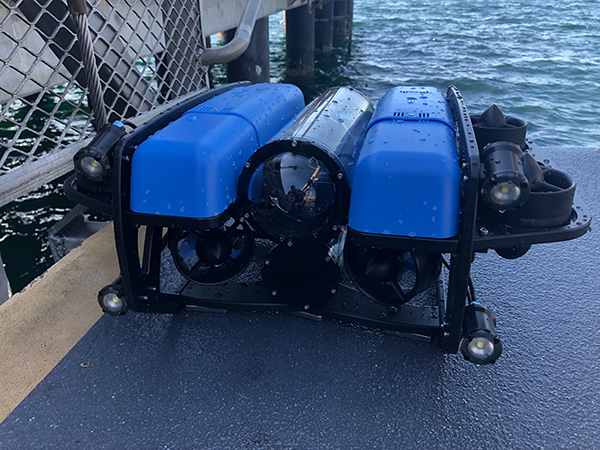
[286,5,314,79]
[225,16,270,84]
[315,2,334,54]
[333,1,347,42]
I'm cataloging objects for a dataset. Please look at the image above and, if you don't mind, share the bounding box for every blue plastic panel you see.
[130,83,304,219]
[348,87,461,239]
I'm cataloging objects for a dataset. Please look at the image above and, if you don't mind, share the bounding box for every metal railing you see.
[0,0,209,207]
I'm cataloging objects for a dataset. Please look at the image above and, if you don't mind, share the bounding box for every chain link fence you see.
[0,0,209,207]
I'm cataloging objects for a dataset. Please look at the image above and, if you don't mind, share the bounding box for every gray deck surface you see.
[1,147,599,449]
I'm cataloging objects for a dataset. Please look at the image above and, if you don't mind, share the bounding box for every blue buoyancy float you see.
[130,83,305,219]
[348,86,461,239]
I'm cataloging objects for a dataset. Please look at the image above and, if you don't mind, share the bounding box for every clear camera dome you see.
[248,152,337,239]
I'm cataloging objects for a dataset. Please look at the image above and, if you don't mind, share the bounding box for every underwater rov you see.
[67,83,591,365]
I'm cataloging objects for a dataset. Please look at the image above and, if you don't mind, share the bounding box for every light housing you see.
[480,141,530,210]
[98,284,127,315]
[460,302,502,365]
[73,121,127,191]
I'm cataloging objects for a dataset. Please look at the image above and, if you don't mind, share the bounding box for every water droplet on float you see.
[145,190,150,195]
[431,217,436,222]
[180,206,186,212]
[408,231,417,237]
[423,201,428,206]
[398,219,404,225]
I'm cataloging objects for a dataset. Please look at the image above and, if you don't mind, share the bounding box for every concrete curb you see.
[0,223,119,423]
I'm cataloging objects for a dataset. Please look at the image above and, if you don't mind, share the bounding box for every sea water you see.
[1,0,599,291]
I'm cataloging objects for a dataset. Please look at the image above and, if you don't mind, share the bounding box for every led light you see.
[98,284,126,315]
[101,292,123,312]
[80,155,107,178]
[460,302,502,365]
[467,337,495,360]
[490,182,521,206]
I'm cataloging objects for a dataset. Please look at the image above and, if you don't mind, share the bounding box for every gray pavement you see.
[1,147,598,449]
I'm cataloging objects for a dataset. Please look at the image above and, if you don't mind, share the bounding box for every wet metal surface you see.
[1,148,599,449]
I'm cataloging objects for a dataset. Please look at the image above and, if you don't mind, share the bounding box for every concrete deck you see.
[0,147,598,449]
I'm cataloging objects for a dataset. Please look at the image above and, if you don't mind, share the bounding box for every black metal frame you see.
[84,84,590,354]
